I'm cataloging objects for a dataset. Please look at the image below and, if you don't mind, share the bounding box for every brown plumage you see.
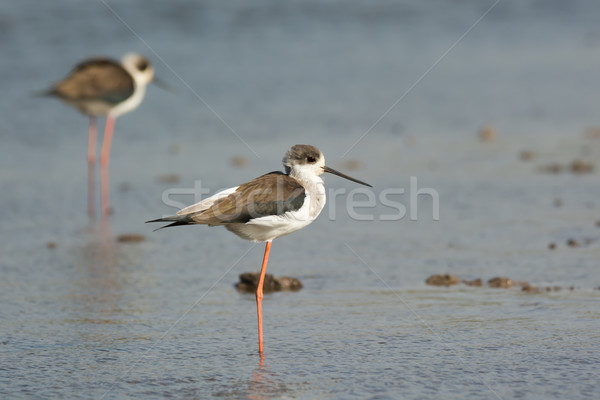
[48,58,134,107]
[148,172,307,230]
[190,172,307,225]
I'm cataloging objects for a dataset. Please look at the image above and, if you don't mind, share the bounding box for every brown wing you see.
[189,172,306,225]
[50,58,134,104]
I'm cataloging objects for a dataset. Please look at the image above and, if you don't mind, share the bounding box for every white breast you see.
[226,180,326,242]
[108,83,146,118]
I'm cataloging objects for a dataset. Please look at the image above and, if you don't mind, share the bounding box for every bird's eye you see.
[307,156,316,163]
[137,60,149,71]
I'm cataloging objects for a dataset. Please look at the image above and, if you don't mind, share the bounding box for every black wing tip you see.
[146,215,194,231]
[151,222,179,232]
[145,217,168,224]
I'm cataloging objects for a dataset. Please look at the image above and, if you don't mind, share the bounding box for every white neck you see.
[288,166,323,186]
[108,83,146,118]
[288,166,326,219]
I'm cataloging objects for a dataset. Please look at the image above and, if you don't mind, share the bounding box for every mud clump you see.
[519,150,536,161]
[236,273,302,293]
[404,135,416,146]
[47,241,57,249]
[539,160,594,175]
[570,159,594,174]
[339,159,363,171]
[117,233,146,243]
[479,125,496,142]
[426,274,580,294]
[488,277,513,288]
[539,163,563,174]
[230,155,248,169]
[522,284,540,293]
[585,126,600,139]
[564,237,597,247]
[156,174,181,184]
[425,274,460,287]
[487,277,528,289]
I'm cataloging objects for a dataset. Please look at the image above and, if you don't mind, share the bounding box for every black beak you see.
[323,166,372,187]
[152,77,177,94]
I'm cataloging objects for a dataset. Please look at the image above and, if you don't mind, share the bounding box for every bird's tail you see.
[146,214,195,231]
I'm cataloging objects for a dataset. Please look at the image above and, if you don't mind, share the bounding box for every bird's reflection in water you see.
[246,354,291,400]
[77,220,120,324]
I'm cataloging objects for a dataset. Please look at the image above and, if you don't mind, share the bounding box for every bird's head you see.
[122,53,155,86]
[283,144,371,187]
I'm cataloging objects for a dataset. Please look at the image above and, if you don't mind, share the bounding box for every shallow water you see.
[1,1,600,399]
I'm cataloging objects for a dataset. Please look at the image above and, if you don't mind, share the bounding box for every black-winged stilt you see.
[45,53,158,218]
[148,144,371,354]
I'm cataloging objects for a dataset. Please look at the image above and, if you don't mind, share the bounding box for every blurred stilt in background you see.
[42,53,158,219]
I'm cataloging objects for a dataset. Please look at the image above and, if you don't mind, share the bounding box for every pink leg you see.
[100,116,115,218]
[256,241,272,354]
[87,117,97,219]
